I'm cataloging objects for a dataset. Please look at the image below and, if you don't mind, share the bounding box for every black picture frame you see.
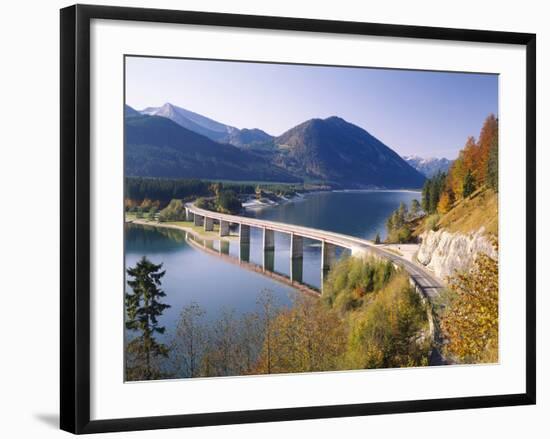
[60,4,536,434]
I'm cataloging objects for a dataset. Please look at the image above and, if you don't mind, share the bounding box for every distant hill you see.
[403,155,452,177]
[273,117,425,188]
[125,104,141,118]
[125,113,299,182]
[141,103,273,149]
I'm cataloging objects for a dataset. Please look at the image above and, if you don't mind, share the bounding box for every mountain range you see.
[125,103,427,188]
[141,103,273,149]
[402,155,452,177]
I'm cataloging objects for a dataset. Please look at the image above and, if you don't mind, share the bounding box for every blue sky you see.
[125,56,498,160]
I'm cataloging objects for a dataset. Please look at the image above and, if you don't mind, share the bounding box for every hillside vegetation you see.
[437,188,498,236]
[417,113,499,237]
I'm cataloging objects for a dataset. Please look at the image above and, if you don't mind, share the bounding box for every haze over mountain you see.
[125,110,299,182]
[141,103,273,149]
[125,105,425,188]
[272,117,425,188]
[403,155,452,177]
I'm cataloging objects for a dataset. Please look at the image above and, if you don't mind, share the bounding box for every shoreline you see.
[242,187,421,211]
[127,218,237,242]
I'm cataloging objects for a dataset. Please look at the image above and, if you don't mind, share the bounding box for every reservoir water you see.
[125,190,419,348]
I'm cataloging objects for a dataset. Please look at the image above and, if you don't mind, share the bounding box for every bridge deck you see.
[186,203,444,298]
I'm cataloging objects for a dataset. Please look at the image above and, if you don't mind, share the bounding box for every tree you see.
[172,302,206,378]
[202,308,240,376]
[487,129,499,192]
[398,201,408,219]
[462,169,476,198]
[476,114,498,185]
[147,206,158,221]
[158,199,186,222]
[437,190,453,215]
[125,256,171,380]
[421,180,431,212]
[374,232,381,244]
[216,190,242,214]
[410,199,421,217]
[209,182,222,198]
[256,289,278,374]
[441,252,498,363]
[259,294,346,374]
[448,153,466,199]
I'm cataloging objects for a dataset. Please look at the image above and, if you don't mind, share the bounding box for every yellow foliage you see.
[437,191,453,215]
[441,252,498,363]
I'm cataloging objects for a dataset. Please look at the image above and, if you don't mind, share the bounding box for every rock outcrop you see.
[417,227,497,281]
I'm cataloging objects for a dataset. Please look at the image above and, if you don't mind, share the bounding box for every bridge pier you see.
[185,208,194,222]
[219,220,230,237]
[263,228,275,251]
[204,216,214,232]
[321,241,336,271]
[239,224,250,245]
[194,214,204,227]
[290,233,303,259]
[290,257,303,283]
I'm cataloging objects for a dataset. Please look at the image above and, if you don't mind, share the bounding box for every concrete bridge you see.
[185,203,444,300]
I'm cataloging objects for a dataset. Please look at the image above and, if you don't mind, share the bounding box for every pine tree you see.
[462,169,476,198]
[374,232,381,244]
[410,199,421,217]
[487,130,499,192]
[125,256,171,380]
[421,180,431,212]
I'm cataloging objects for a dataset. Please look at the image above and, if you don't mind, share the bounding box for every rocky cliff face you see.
[417,227,497,281]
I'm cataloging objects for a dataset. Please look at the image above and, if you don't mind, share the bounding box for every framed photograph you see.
[60,4,536,434]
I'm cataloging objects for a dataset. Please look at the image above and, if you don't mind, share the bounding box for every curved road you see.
[187,203,447,365]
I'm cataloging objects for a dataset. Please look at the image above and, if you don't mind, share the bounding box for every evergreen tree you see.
[487,130,499,192]
[374,232,381,245]
[410,199,421,217]
[398,202,408,219]
[462,169,476,198]
[125,256,171,380]
[421,180,431,212]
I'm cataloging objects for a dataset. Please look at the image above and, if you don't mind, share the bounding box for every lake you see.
[125,190,420,355]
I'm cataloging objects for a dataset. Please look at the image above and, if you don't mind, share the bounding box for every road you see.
[187,203,445,298]
[187,203,449,365]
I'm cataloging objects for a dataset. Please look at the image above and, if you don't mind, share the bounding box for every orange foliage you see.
[445,114,498,202]
[437,190,453,214]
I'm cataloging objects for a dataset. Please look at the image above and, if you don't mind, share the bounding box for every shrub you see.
[158,199,186,222]
[425,213,440,232]
[343,273,430,369]
[323,257,395,315]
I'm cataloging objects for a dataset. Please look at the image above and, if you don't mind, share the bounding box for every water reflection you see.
[184,228,323,296]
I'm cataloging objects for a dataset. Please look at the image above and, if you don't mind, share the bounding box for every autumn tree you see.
[437,190,453,215]
[125,256,171,380]
[256,289,278,374]
[476,114,498,185]
[257,294,347,374]
[441,252,498,363]
[201,308,241,376]
[171,302,207,378]
[448,152,466,199]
